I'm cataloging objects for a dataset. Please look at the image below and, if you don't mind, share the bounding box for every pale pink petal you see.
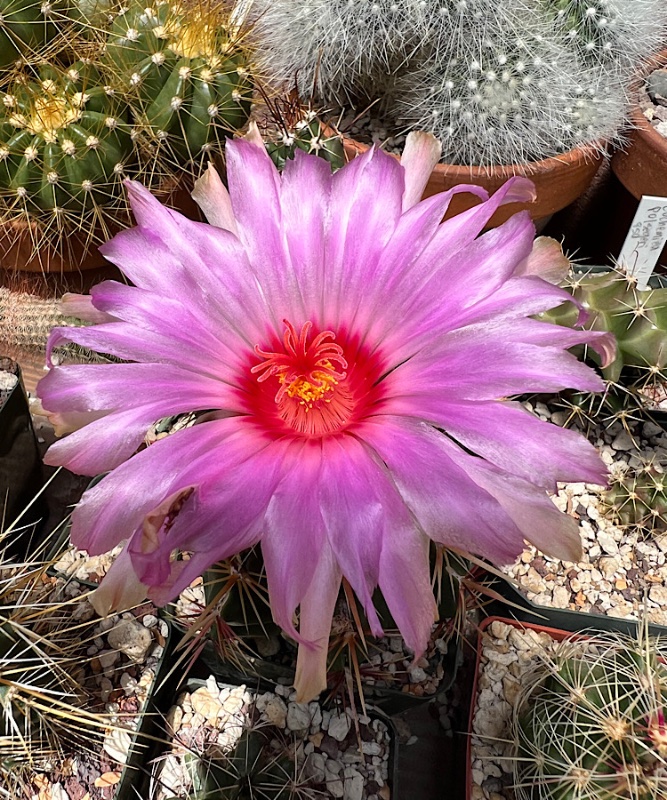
[514,236,571,284]
[90,547,149,616]
[191,163,238,234]
[60,293,116,324]
[400,131,442,211]
[294,543,341,702]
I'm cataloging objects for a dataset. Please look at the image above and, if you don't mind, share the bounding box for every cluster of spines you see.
[252,0,667,166]
[0,532,108,794]
[513,629,667,800]
[540,268,667,386]
[604,462,667,537]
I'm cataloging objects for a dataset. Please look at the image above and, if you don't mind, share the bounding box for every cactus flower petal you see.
[40,140,608,701]
[400,131,442,210]
[191,162,238,234]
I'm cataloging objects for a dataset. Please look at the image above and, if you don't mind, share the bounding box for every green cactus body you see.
[605,465,667,535]
[540,271,667,383]
[0,0,65,71]
[266,113,345,172]
[514,632,667,800]
[105,0,252,165]
[0,61,134,213]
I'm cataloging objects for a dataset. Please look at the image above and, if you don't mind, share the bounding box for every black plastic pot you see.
[0,357,46,555]
[149,673,400,800]
[114,619,179,800]
[482,569,667,638]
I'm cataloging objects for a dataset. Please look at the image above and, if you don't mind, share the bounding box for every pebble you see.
[107,619,153,662]
[286,701,311,732]
[103,728,132,764]
[328,713,352,742]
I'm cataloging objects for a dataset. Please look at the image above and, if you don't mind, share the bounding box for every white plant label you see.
[617,195,667,290]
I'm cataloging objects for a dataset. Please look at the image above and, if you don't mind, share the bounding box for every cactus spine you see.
[104,0,253,171]
[252,0,667,167]
[605,463,667,536]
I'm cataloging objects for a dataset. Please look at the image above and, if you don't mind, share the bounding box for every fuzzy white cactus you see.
[252,0,667,166]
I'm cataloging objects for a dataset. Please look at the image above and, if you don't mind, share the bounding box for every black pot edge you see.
[192,627,462,717]
[482,569,667,639]
[115,619,180,800]
[0,359,47,555]
[148,674,400,800]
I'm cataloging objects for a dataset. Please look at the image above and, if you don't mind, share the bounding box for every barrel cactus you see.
[0,0,66,72]
[0,60,134,220]
[252,0,667,167]
[513,629,667,800]
[539,270,667,384]
[104,0,253,170]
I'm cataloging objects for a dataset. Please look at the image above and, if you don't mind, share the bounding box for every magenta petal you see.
[318,436,403,638]
[261,441,326,642]
[415,399,608,490]
[132,436,291,595]
[378,525,436,657]
[358,418,525,564]
[459,458,583,563]
[68,418,257,553]
[60,293,116,324]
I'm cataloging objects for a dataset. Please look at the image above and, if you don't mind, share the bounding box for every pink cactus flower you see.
[38,131,613,700]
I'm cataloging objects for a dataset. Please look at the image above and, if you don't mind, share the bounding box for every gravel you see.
[152,675,393,800]
[503,399,667,626]
[469,620,564,800]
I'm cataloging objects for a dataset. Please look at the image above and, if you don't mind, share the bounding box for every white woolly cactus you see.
[252,0,667,166]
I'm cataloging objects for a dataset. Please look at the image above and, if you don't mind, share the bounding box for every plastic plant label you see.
[617,195,667,290]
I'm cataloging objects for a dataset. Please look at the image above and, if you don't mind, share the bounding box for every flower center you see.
[249,320,377,438]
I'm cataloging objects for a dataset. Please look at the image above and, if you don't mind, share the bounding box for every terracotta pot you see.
[611,49,667,200]
[465,616,582,800]
[0,178,201,274]
[341,133,605,228]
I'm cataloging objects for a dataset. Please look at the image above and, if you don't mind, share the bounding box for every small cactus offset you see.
[605,463,667,536]
[259,91,344,172]
[103,0,253,172]
[513,629,667,800]
[252,0,667,167]
[540,269,667,385]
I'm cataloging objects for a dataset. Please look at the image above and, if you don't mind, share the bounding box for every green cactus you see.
[184,727,303,800]
[540,270,667,384]
[104,0,253,170]
[0,59,134,212]
[605,463,667,536]
[262,98,345,172]
[0,549,106,791]
[0,0,66,72]
[513,629,667,800]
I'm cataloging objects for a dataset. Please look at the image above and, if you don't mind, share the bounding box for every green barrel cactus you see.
[605,463,667,536]
[0,60,134,213]
[104,0,252,168]
[539,270,667,383]
[513,630,667,800]
[0,0,65,71]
